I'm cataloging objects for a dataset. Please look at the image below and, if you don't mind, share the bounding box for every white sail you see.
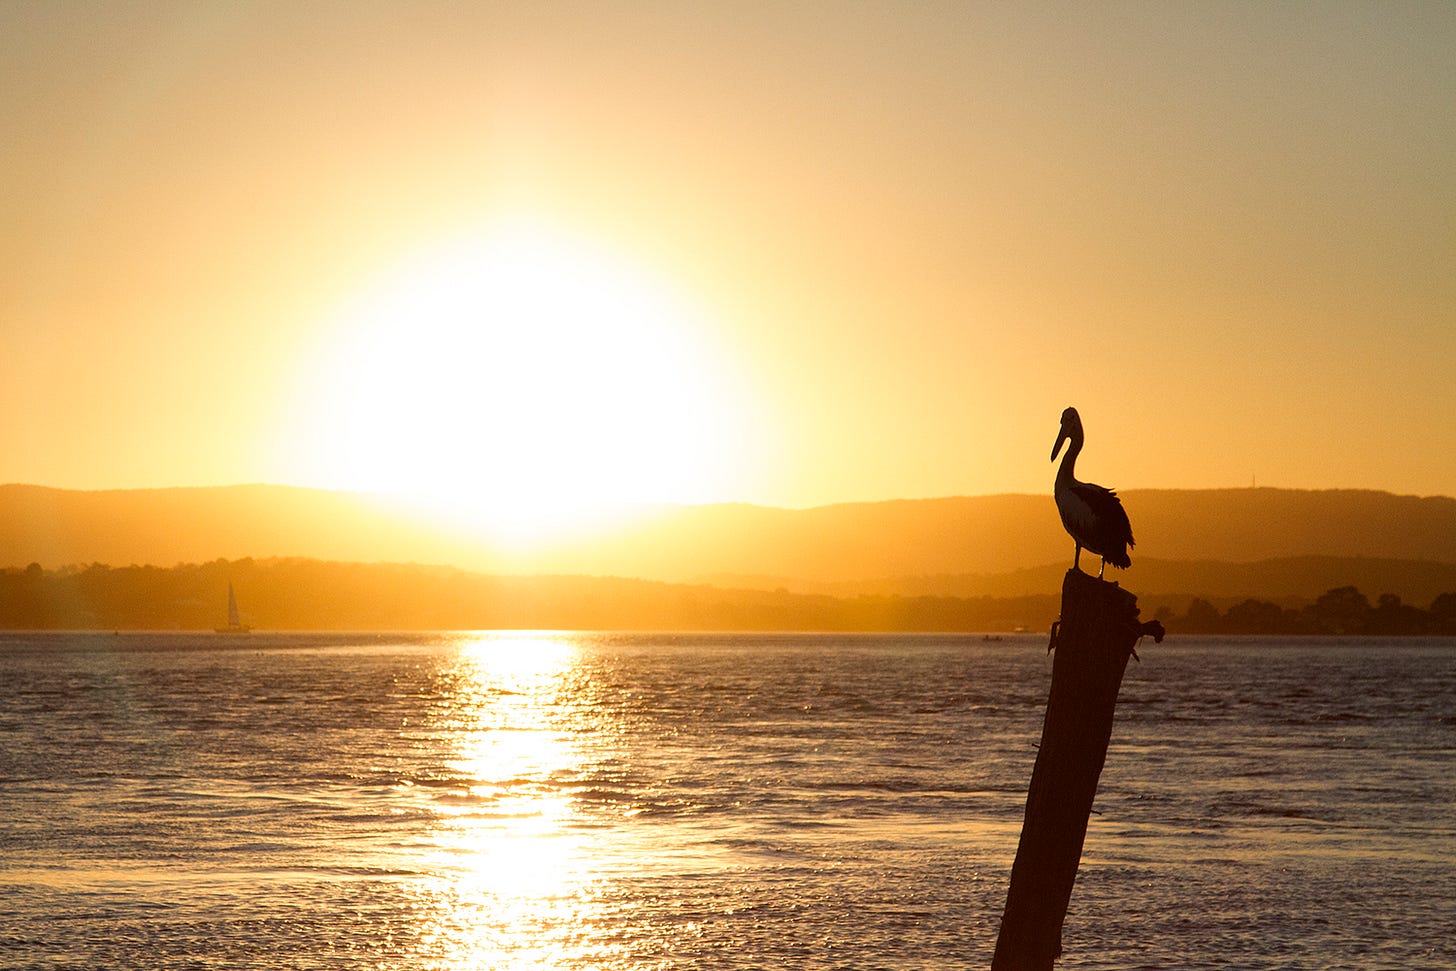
[217,582,250,633]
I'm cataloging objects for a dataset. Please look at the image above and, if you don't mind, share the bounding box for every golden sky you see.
[3,3,1453,525]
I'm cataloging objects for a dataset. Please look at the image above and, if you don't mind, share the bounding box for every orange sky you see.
[3,4,1453,523]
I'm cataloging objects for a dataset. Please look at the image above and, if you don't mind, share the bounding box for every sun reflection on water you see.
[415,632,613,969]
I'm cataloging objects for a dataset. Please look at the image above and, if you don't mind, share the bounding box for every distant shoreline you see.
[3,631,1455,648]
[3,559,1453,637]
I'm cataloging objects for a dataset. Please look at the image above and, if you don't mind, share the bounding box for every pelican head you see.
[1051,406,1082,461]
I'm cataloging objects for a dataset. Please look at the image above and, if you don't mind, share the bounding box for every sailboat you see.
[215,582,252,634]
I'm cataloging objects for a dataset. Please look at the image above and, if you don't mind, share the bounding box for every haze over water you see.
[4,631,1452,969]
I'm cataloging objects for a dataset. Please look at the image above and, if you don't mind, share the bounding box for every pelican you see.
[1051,406,1134,578]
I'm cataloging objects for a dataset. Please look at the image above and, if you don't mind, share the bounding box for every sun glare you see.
[286,220,762,545]
[420,633,604,966]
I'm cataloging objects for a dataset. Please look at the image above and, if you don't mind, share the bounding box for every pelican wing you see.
[1068,481,1135,567]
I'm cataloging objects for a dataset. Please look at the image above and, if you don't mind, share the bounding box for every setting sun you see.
[6,6,1456,970]
[284,220,765,543]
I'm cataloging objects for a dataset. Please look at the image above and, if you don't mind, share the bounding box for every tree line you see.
[2,560,1454,635]
[1155,585,1456,636]
[0,559,1058,632]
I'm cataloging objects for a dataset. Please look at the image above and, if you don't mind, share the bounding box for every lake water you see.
[1,632,1453,969]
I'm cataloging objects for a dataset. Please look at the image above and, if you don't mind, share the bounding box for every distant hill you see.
[0,558,1064,632]
[4,558,1452,634]
[0,484,496,572]
[4,483,1455,603]
[578,488,1456,583]
[701,557,1456,610]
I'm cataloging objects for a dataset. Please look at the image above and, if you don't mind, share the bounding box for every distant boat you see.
[215,582,251,634]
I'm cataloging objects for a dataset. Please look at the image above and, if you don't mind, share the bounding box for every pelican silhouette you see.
[1051,407,1133,578]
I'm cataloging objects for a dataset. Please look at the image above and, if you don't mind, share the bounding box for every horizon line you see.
[2,480,1454,509]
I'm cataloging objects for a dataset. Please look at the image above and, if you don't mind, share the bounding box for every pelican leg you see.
[1073,546,1082,571]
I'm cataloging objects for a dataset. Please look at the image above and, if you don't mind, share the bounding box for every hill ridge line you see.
[5,484,1455,597]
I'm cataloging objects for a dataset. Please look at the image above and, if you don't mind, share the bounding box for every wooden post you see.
[991,568,1164,971]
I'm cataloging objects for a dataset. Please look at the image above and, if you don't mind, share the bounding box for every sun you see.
[285,220,763,544]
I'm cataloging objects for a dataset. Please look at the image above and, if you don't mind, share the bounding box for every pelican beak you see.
[1051,426,1069,461]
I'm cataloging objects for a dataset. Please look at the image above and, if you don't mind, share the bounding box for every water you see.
[2,632,1453,970]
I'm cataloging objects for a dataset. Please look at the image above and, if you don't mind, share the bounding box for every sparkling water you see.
[2,632,1452,969]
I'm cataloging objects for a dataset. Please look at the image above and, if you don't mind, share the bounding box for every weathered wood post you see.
[991,568,1164,971]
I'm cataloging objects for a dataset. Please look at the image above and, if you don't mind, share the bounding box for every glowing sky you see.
[4,3,1453,513]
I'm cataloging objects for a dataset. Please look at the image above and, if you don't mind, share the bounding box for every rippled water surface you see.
[2,632,1453,969]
